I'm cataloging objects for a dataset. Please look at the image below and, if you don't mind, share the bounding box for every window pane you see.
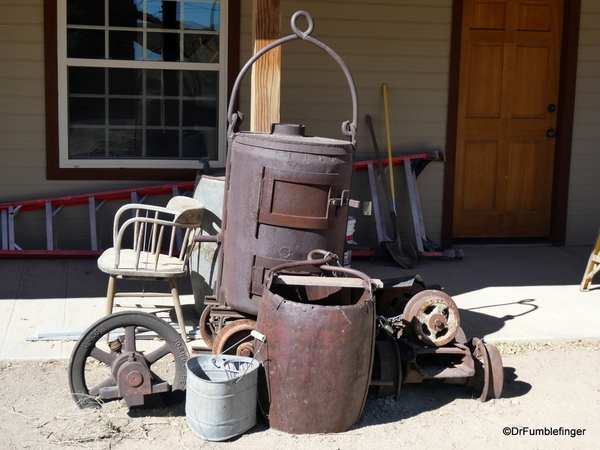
[108,68,143,96]
[109,30,142,60]
[184,34,219,62]
[108,129,142,157]
[181,1,220,31]
[147,69,180,96]
[147,99,180,126]
[67,0,105,26]
[108,0,142,27]
[147,32,180,61]
[69,67,105,95]
[182,70,217,96]
[146,130,180,157]
[109,99,139,126]
[69,97,105,125]
[183,130,216,158]
[146,0,180,29]
[182,99,216,127]
[69,128,105,158]
[67,29,105,59]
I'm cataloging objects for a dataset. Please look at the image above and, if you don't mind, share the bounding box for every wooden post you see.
[251,0,282,132]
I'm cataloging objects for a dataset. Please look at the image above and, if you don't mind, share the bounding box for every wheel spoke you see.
[145,343,172,365]
[89,376,116,396]
[90,347,114,366]
[123,326,137,353]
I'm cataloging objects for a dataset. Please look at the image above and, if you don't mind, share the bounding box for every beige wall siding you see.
[568,0,600,245]
[238,0,451,247]
[0,0,597,250]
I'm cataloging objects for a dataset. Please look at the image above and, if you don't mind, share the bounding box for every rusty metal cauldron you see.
[216,11,359,317]
[255,250,377,434]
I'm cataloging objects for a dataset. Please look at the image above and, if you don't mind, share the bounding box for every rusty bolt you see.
[430,314,447,331]
[126,371,144,388]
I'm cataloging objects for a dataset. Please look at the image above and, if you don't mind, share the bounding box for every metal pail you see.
[255,255,376,434]
[186,355,259,441]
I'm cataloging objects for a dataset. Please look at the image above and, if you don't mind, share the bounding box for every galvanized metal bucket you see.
[255,251,377,434]
[186,355,259,441]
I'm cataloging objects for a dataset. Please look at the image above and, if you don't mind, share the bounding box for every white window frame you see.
[56,0,228,169]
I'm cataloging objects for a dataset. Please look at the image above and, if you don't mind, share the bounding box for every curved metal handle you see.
[227,11,358,144]
[263,249,377,298]
[264,250,339,284]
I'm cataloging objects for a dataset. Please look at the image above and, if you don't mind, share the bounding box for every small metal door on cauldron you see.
[215,11,360,316]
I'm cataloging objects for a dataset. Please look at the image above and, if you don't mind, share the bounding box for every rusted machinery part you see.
[199,305,216,348]
[68,311,189,409]
[467,338,504,402]
[371,334,402,400]
[212,319,257,356]
[376,282,425,318]
[402,290,460,347]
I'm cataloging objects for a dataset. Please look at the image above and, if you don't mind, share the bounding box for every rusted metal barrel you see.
[215,11,359,316]
[255,254,376,434]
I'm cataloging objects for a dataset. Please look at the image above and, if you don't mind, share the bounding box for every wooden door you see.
[453,0,564,238]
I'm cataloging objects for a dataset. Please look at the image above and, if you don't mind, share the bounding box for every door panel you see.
[453,0,563,238]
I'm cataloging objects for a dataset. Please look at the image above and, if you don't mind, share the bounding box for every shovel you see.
[366,114,417,269]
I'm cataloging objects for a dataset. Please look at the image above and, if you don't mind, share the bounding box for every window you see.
[56,0,228,170]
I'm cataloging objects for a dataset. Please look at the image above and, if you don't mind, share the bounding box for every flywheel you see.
[68,311,189,409]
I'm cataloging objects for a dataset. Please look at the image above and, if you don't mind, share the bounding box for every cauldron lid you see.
[232,123,354,156]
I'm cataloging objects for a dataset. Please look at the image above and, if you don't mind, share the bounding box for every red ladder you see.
[0,182,195,257]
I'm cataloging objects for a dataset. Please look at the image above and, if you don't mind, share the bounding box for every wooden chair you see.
[98,196,205,341]
[581,228,600,292]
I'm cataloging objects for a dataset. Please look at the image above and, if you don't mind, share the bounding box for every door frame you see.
[441,0,582,247]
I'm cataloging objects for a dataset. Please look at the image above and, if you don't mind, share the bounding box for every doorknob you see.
[547,104,556,113]
[546,129,556,138]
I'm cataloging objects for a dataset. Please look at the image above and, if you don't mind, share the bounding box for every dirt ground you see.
[1,340,599,450]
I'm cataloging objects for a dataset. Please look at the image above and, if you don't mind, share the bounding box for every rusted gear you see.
[467,338,504,402]
[199,305,216,348]
[68,311,189,409]
[402,290,460,347]
[212,319,257,356]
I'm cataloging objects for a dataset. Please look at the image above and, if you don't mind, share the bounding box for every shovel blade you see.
[385,240,418,269]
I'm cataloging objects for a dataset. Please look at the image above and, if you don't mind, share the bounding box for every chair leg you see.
[106,275,117,316]
[170,278,188,342]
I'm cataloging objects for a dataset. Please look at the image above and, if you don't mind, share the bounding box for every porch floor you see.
[0,243,598,362]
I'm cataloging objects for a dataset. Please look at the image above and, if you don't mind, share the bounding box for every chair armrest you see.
[112,199,203,242]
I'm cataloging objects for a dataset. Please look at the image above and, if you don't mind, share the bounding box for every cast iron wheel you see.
[68,311,189,409]
[371,334,402,400]
[402,290,460,347]
[467,338,504,402]
[212,319,257,356]
[199,305,216,348]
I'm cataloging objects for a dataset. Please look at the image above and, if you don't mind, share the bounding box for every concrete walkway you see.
[0,244,598,362]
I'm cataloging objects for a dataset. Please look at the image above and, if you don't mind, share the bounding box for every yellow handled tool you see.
[382,84,396,214]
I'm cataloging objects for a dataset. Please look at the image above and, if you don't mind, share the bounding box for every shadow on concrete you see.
[458,298,538,339]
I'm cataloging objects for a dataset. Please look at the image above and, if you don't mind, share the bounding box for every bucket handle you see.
[263,249,377,298]
[227,11,358,145]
